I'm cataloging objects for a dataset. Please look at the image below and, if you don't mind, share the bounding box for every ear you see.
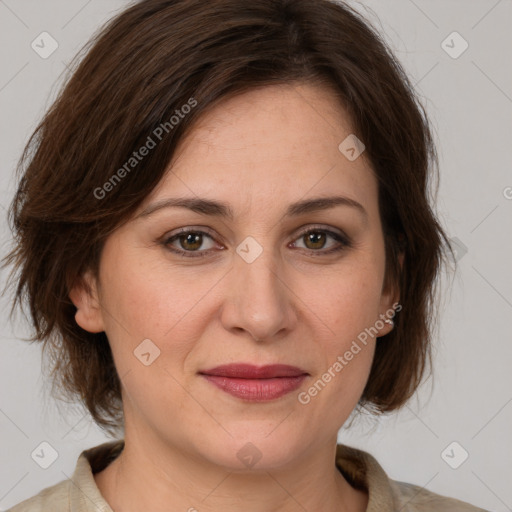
[377,250,404,337]
[69,270,105,333]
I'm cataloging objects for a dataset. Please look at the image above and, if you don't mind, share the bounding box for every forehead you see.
[142,83,378,219]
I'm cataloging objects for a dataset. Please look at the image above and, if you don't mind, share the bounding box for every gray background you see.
[0,0,511,510]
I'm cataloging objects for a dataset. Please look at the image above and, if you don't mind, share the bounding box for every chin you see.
[192,427,307,472]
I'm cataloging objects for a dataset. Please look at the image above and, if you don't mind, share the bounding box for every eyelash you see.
[161,226,351,259]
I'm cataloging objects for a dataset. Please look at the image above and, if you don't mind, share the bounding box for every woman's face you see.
[73,83,398,469]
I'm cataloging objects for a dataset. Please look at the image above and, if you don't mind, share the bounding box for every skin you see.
[70,82,401,512]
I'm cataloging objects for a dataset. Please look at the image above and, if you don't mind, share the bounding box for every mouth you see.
[198,364,309,401]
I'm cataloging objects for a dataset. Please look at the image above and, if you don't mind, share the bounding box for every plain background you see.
[0,0,511,510]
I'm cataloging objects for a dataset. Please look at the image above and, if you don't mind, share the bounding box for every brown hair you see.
[2,0,454,436]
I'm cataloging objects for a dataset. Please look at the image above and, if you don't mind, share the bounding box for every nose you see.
[220,248,297,342]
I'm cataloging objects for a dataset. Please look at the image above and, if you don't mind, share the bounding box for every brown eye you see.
[291,227,350,255]
[163,229,218,257]
[303,231,327,250]
[177,232,203,251]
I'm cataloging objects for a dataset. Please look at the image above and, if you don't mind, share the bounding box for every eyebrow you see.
[136,195,368,222]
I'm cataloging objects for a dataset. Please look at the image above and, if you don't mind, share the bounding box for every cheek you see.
[298,260,384,339]
[296,334,375,434]
[97,255,201,424]
[99,243,204,339]
[97,247,220,396]
[298,296,378,425]
[294,261,382,400]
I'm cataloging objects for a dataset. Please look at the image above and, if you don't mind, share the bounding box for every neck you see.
[94,432,367,512]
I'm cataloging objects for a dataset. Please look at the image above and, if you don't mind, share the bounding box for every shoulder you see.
[390,479,491,512]
[7,479,71,512]
[7,440,123,512]
[335,443,490,512]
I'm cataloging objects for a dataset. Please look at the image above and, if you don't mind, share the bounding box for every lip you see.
[200,363,308,379]
[199,364,309,401]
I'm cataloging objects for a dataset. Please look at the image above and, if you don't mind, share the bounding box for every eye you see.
[162,228,220,258]
[161,225,351,259]
[290,226,351,255]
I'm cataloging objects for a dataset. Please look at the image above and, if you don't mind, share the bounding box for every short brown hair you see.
[2,0,454,436]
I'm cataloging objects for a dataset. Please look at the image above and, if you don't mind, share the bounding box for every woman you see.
[3,0,489,510]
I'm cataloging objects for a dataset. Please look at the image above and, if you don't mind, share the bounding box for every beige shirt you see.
[8,440,489,511]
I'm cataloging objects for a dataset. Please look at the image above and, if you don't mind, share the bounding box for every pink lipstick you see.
[199,364,308,401]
